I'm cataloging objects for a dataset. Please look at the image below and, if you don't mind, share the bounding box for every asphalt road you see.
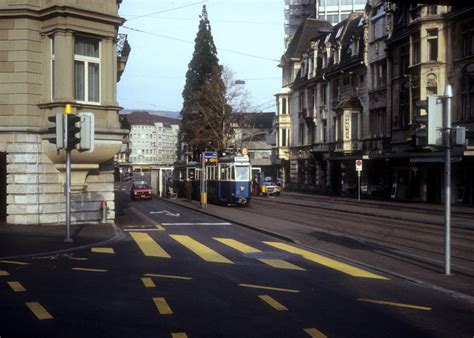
[0,190,473,337]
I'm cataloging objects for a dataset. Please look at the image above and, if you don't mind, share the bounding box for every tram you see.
[173,154,252,206]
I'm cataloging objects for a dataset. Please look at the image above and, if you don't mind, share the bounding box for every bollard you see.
[100,200,108,224]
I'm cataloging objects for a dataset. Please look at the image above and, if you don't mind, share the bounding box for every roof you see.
[124,111,181,127]
[232,112,275,129]
[281,18,333,64]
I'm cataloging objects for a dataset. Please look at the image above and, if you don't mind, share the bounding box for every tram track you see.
[241,198,474,268]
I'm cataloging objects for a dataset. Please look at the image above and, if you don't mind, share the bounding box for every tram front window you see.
[235,166,250,181]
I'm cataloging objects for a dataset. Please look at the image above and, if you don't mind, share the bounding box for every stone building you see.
[0,0,129,224]
[276,2,474,205]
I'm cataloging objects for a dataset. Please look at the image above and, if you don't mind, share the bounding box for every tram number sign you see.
[203,152,217,159]
[203,152,217,166]
[355,159,363,172]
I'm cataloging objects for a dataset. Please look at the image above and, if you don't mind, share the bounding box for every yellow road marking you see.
[156,223,166,231]
[357,298,432,311]
[171,333,188,338]
[91,247,115,254]
[153,297,173,315]
[72,267,108,273]
[170,235,233,264]
[130,232,171,258]
[258,258,305,271]
[68,257,88,261]
[143,273,192,280]
[214,237,305,270]
[0,260,30,265]
[304,328,327,338]
[239,283,299,293]
[141,277,156,288]
[0,270,10,276]
[213,237,260,253]
[26,302,53,320]
[8,281,26,292]
[258,295,288,311]
[264,242,388,279]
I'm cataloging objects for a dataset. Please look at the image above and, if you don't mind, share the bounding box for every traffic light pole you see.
[443,85,452,275]
[65,148,73,243]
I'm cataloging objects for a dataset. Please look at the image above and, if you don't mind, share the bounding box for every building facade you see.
[276,2,474,205]
[0,0,129,224]
[125,111,180,168]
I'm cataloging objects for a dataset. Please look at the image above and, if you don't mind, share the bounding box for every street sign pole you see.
[443,85,452,275]
[358,171,361,201]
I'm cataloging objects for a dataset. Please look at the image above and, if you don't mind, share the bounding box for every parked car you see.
[130,182,152,200]
[261,181,282,196]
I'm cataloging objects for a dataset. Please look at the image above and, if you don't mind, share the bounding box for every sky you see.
[117,0,284,115]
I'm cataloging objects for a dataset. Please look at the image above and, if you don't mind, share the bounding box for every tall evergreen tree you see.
[179,5,228,159]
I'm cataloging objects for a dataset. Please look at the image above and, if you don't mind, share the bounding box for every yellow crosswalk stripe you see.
[144,273,192,280]
[153,297,173,315]
[258,295,288,311]
[264,241,388,279]
[91,247,115,254]
[72,267,108,272]
[130,232,171,258]
[213,237,305,271]
[171,333,188,338]
[0,270,10,276]
[357,298,432,311]
[8,281,26,292]
[170,235,233,264]
[26,302,53,320]
[0,260,30,265]
[304,327,327,338]
[141,277,156,288]
[239,283,299,293]
[156,223,166,231]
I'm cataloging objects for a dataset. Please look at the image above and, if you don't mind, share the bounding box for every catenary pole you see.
[443,85,452,275]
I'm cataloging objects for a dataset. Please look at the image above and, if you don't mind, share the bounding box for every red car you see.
[130,182,152,200]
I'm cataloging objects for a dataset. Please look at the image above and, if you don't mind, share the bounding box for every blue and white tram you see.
[206,155,252,206]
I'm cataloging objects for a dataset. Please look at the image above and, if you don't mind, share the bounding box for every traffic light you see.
[66,114,81,151]
[414,95,443,146]
[77,112,95,152]
[47,113,65,149]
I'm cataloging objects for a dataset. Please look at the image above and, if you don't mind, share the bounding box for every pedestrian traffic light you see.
[414,95,443,146]
[47,113,65,149]
[66,114,81,151]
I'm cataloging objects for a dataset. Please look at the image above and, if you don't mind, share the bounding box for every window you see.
[412,32,420,65]
[282,97,287,114]
[371,60,387,89]
[400,45,409,76]
[461,74,474,120]
[427,29,438,61]
[281,128,288,147]
[332,79,340,100]
[74,37,100,103]
[300,123,305,144]
[369,108,387,137]
[426,6,437,16]
[321,119,327,143]
[50,37,55,100]
[461,29,474,57]
[399,83,410,129]
[371,6,387,41]
[321,83,327,105]
[351,113,359,140]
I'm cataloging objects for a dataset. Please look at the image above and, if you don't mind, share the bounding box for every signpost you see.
[355,159,363,201]
[201,152,217,208]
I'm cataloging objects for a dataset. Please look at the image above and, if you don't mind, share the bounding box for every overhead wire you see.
[122,25,280,62]
[125,1,205,21]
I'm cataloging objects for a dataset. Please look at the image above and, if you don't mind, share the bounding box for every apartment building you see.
[0,0,129,224]
[276,3,474,205]
[125,111,180,168]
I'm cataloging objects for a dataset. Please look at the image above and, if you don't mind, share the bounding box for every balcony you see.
[117,33,131,82]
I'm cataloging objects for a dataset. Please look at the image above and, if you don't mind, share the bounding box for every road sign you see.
[355,159,363,171]
[203,152,217,159]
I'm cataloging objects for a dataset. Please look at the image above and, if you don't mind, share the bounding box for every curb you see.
[159,196,474,305]
[0,223,126,261]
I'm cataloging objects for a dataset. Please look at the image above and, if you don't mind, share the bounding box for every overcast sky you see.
[117,0,284,114]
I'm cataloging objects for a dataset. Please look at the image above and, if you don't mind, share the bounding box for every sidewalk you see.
[0,223,120,260]
[160,193,474,302]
